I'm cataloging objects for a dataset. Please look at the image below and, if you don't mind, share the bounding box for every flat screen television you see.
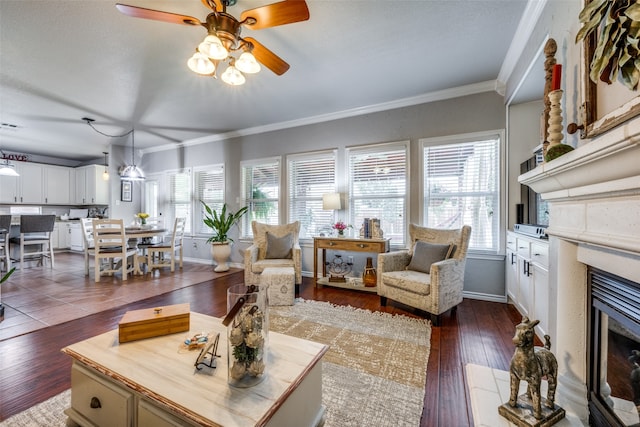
[519,154,549,227]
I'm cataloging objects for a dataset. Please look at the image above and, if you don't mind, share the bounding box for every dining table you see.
[124,226,168,275]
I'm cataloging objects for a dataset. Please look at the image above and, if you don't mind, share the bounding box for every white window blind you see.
[287,151,336,239]
[241,159,280,237]
[168,169,192,234]
[194,165,225,235]
[347,143,408,245]
[422,135,500,252]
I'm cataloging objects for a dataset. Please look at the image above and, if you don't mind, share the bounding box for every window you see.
[194,164,225,235]
[347,142,408,246]
[421,131,501,252]
[167,169,192,234]
[241,158,280,237]
[287,151,337,239]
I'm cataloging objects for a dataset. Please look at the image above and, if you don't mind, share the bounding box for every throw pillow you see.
[406,241,454,274]
[265,232,293,259]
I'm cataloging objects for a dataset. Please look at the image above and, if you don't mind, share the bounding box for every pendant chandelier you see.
[119,130,145,181]
[82,118,145,181]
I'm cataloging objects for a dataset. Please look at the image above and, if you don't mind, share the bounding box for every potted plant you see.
[201,201,248,272]
[0,267,16,322]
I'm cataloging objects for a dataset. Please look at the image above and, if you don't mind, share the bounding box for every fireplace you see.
[588,268,640,426]
[519,117,640,424]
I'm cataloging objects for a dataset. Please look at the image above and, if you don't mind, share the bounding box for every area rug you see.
[1,299,431,427]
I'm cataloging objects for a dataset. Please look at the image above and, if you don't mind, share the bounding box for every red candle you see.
[551,64,562,91]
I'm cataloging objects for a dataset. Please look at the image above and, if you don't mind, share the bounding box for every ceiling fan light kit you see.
[116,0,309,85]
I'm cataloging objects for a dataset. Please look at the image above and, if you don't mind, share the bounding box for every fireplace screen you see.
[588,268,640,427]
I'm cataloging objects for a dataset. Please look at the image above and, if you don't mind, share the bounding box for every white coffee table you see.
[62,312,328,427]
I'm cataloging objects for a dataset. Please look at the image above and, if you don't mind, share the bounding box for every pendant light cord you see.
[83,118,133,138]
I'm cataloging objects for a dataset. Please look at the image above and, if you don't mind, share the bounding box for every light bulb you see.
[221,65,245,85]
[198,35,228,60]
[102,170,109,181]
[235,52,261,74]
[187,51,215,75]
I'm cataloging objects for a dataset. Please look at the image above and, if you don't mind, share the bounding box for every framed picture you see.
[121,181,132,202]
[580,0,640,138]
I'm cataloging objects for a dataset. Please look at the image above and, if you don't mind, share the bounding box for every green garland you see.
[576,0,640,90]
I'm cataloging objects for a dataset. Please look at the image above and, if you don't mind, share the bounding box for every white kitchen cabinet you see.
[75,165,109,205]
[44,165,72,205]
[0,163,44,204]
[506,231,549,339]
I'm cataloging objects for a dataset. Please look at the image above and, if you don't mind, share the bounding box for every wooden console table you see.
[313,236,390,293]
[62,312,328,427]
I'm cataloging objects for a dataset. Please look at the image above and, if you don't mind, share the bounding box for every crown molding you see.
[143,80,499,154]
[496,0,548,90]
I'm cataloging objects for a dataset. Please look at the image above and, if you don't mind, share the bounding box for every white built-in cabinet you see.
[505,231,550,338]
[44,165,72,205]
[0,162,106,206]
[75,165,109,205]
[0,163,44,204]
[52,222,72,249]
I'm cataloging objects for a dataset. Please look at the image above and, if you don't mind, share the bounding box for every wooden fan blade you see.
[201,0,224,12]
[245,37,290,75]
[116,4,202,26]
[240,0,309,30]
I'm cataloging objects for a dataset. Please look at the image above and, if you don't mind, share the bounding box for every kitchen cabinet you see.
[44,165,72,205]
[0,163,44,204]
[52,222,72,250]
[505,231,550,338]
[75,165,109,205]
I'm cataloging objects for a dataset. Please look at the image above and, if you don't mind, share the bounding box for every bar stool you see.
[10,215,56,269]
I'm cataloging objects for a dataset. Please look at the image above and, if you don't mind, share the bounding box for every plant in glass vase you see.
[333,220,352,237]
[136,212,149,225]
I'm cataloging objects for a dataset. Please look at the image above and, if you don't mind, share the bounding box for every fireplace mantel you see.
[511,114,640,424]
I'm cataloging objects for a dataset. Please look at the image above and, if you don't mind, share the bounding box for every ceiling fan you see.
[115,0,310,84]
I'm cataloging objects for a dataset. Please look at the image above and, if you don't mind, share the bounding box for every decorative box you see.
[119,303,190,343]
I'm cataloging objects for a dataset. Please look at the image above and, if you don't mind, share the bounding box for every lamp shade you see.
[199,34,228,60]
[221,65,245,86]
[235,52,261,74]
[0,161,19,177]
[322,193,342,210]
[187,51,215,75]
[120,165,145,181]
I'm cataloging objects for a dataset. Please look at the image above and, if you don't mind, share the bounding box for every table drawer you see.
[316,239,388,252]
[70,364,133,427]
[530,242,549,268]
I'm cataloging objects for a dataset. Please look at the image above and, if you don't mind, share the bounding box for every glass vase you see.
[226,284,268,387]
[363,256,377,287]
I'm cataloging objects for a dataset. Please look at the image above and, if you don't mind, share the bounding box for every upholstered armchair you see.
[244,221,302,285]
[377,224,471,325]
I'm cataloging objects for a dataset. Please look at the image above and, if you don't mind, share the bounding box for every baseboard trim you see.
[462,291,507,303]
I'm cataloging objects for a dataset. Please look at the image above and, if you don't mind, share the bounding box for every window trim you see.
[240,156,282,238]
[345,140,410,247]
[286,149,338,240]
[419,129,505,255]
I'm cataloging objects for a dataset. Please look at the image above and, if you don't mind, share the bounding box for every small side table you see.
[313,236,390,292]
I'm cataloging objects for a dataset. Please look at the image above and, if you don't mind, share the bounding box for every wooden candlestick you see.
[547,89,564,147]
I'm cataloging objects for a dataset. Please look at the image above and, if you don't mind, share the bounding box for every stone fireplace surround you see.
[519,118,640,424]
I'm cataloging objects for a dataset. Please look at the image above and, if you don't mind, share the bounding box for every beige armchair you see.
[377,224,471,325]
[244,221,301,286]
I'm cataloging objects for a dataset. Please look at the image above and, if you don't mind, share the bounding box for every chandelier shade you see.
[187,51,215,75]
[221,64,246,85]
[120,130,145,181]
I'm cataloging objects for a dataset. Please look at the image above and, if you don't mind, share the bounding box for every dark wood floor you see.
[0,254,525,426]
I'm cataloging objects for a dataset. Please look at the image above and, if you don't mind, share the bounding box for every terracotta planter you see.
[211,242,232,272]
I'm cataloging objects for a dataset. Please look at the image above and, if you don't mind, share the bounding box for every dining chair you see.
[9,215,56,270]
[92,219,137,282]
[147,217,186,273]
[0,215,11,272]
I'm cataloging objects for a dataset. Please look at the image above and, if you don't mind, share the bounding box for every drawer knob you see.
[329,242,335,246]
[358,244,366,248]
[90,397,102,409]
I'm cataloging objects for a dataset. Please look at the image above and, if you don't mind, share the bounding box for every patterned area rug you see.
[1,299,431,427]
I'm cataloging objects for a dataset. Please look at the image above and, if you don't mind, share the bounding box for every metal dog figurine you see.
[509,317,558,420]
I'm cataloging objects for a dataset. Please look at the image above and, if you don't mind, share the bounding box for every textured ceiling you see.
[0,0,531,161]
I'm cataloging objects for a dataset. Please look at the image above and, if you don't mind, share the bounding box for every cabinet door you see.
[75,167,87,204]
[90,165,109,205]
[44,165,72,204]
[0,174,18,203]
[18,163,44,204]
[516,254,531,317]
[505,248,518,301]
[52,223,60,249]
[532,264,549,337]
